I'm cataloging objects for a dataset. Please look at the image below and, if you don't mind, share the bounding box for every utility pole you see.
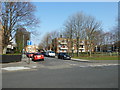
[23,34,24,53]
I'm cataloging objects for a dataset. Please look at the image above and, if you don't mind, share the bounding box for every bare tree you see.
[74,12,86,56]
[63,12,86,56]
[38,30,60,51]
[93,30,106,52]
[1,2,39,54]
[110,18,119,52]
[63,16,75,55]
[84,16,102,56]
[63,12,102,57]
[41,32,51,51]
[110,17,119,43]
[49,30,60,42]
[102,32,113,45]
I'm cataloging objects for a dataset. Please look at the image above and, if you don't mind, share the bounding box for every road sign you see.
[27,40,32,45]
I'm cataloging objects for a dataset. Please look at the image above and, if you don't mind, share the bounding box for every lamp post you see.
[22,34,26,58]
[23,34,24,52]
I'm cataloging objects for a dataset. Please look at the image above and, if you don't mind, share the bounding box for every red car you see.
[32,53,44,61]
[26,53,34,58]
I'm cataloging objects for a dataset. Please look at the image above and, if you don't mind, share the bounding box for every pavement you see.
[1,55,39,72]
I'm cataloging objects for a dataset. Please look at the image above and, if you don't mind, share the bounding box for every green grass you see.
[72,56,119,60]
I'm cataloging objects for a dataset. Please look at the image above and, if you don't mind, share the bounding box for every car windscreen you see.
[65,54,69,57]
[49,51,55,53]
[60,53,67,55]
[62,53,69,56]
[34,53,42,55]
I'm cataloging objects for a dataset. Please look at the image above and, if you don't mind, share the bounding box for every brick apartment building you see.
[51,38,92,53]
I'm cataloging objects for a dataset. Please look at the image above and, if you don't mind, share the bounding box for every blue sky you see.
[31,2,118,45]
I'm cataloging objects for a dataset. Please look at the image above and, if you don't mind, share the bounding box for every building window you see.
[62,45,65,48]
[80,45,83,48]
[80,41,82,43]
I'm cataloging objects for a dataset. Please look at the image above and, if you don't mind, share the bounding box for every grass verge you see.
[72,56,119,60]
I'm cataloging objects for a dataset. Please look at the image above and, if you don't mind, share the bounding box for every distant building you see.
[95,41,120,52]
[25,45,38,53]
[51,38,93,53]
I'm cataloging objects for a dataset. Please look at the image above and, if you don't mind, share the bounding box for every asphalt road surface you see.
[2,57,119,88]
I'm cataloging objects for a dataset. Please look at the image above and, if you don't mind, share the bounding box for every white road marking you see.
[1,67,30,71]
[69,64,77,66]
[68,62,119,68]
[32,66,37,68]
[71,58,89,62]
[79,64,119,68]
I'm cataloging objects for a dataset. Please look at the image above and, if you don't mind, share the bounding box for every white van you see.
[46,51,55,57]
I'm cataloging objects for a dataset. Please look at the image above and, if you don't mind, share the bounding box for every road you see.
[2,57,119,88]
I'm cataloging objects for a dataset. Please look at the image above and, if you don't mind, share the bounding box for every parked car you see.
[58,53,71,60]
[32,53,44,61]
[26,53,34,58]
[46,51,55,57]
[41,52,47,56]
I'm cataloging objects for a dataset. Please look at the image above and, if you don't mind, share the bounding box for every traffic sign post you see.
[27,40,32,45]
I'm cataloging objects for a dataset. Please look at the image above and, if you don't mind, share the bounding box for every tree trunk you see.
[3,47,7,54]
[89,51,92,57]
[89,44,92,57]
[76,37,79,57]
